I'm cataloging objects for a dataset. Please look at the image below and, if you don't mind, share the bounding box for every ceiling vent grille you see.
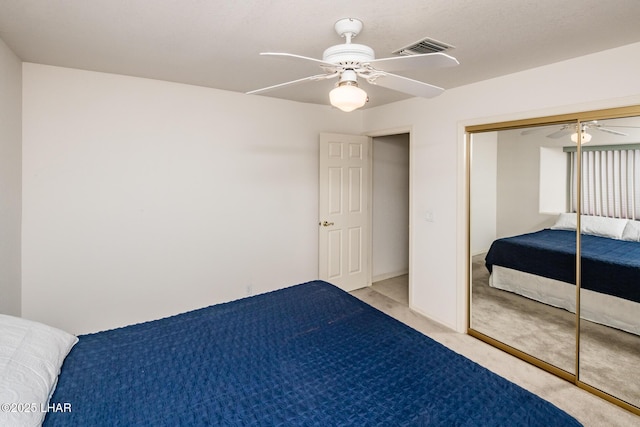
[392,38,454,56]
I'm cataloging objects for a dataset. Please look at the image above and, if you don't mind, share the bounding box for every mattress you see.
[44,280,581,426]
[485,229,640,303]
[490,265,640,335]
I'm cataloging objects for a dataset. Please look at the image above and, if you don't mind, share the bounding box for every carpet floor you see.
[354,275,640,427]
[470,254,640,408]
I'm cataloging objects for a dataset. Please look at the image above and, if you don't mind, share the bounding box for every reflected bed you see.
[485,228,640,335]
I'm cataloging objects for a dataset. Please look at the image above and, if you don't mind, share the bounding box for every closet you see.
[467,105,640,415]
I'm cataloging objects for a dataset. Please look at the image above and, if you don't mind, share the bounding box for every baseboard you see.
[372,269,408,283]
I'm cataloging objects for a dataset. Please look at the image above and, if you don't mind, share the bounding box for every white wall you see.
[20,42,640,335]
[362,42,640,332]
[470,129,578,254]
[495,129,567,238]
[21,64,363,334]
[372,134,409,281]
[538,147,568,216]
[0,38,22,317]
[470,132,497,255]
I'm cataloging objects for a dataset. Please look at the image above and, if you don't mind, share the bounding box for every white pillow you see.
[551,213,629,239]
[622,220,640,241]
[580,215,628,239]
[550,212,577,230]
[0,314,78,427]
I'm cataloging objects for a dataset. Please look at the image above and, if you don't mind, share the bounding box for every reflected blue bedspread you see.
[485,229,640,303]
[45,280,581,426]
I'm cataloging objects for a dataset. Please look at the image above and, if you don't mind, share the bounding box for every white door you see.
[318,133,370,291]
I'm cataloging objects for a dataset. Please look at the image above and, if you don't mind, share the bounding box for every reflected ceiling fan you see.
[246,18,459,112]
[522,120,640,143]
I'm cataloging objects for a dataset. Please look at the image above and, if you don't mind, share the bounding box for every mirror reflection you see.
[575,115,640,408]
[469,112,640,412]
[470,123,577,373]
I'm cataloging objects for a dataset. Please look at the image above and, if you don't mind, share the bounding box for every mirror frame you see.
[465,104,640,416]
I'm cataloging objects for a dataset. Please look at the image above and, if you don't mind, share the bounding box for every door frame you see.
[366,126,413,306]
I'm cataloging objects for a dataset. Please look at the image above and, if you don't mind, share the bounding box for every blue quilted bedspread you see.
[44,281,581,426]
[485,229,640,303]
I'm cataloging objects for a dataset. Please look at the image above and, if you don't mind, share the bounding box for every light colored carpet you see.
[352,278,640,427]
[371,274,409,305]
[470,254,640,408]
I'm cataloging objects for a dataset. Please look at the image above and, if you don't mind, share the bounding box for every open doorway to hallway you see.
[370,133,409,305]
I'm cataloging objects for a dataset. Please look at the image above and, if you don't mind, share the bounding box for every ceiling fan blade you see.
[521,123,577,135]
[246,73,337,95]
[368,52,459,72]
[595,127,628,136]
[546,126,574,138]
[595,125,640,128]
[367,72,444,98]
[259,52,337,69]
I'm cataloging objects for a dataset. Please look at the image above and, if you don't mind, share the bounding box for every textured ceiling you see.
[1,0,640,109]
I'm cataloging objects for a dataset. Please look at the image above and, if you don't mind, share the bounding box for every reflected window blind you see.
[570,149,640,219]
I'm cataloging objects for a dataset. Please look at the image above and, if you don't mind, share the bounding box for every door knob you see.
[320,220,335,227]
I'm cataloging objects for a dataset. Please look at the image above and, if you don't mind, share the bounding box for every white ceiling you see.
[2,0,640,109]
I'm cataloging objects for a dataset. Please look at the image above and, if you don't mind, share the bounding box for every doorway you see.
[371,133,410,305]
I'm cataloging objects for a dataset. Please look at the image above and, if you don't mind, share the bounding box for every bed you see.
[2,280,581,426]
[485,214,640,335]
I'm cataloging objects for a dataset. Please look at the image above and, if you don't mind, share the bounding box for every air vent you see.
[392,37,454,56]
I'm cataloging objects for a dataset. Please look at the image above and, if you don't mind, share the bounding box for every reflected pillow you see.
[0,314,78,427]
[550,212,577,230]
[581,215,628,239]
[622,220,640,241]
[551,213,629,240]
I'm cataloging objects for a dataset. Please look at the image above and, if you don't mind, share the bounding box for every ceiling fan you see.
[521,120,640,143]
[246,18,459,112]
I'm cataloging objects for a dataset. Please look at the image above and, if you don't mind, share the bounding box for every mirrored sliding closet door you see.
[467,105,640,416]
[469,122,577,375]
[576,114,640,410]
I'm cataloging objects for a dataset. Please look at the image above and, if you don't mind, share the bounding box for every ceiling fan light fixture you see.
[571,130,592,144]
[330,81,367,112]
